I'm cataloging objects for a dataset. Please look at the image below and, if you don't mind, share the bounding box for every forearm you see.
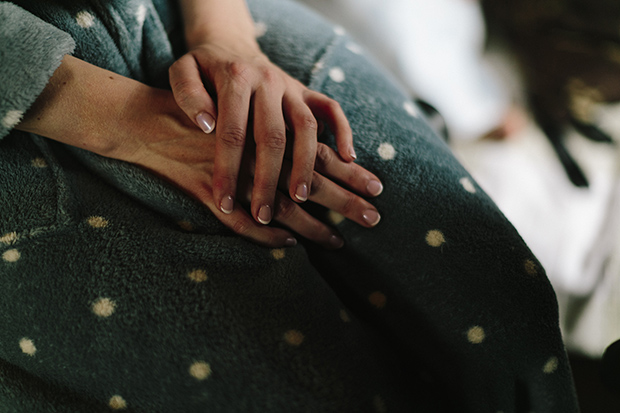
[16,55,171,160]
[179,0,259,50]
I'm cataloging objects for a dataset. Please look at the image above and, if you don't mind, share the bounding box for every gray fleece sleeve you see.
[0,2,75,139]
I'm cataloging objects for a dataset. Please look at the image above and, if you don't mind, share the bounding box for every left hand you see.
[168,39,358,226]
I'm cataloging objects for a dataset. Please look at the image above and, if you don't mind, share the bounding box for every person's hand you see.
[113,85,383,249]
[168,39,358,227]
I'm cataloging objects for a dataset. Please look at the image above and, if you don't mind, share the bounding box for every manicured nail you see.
[362,210,381,226]
[220,195,234,214]
[349,145,357,160]
[366,180,383,196]
[329,234,345,249]
[295,183,308,202]
[196,112,215,134]
[258,205,272,225]
[285,237,297,247]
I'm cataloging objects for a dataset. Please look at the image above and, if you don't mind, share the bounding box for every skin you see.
[15,0,384,249]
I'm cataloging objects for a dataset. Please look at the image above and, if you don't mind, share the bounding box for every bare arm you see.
[16,55,382,248]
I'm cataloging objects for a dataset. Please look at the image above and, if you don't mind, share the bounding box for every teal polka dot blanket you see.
[0,0,579,411]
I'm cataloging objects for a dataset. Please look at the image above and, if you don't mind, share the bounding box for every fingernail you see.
[329,234,345,249]
[258,205,272,225]
[220,195,234,214]
[362,210,381,226]
[285,237,297,247]
[295,183,308,202]
[366,180,383,196]
[349,145,357,160]
[196,112,215,134]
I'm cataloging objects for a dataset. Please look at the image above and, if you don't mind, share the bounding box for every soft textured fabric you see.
[0,0,578,411]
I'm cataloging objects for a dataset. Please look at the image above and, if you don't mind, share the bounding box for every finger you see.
[273,192,345,249]
[304,91,355,162]
[212,72,253,215]
[279,160,381,228]
[314,144,384,198]
[283,95,318,203]
[251,83,287,225]
[182,175,298,248]
[217,202,298,248]
[169,54,217,133]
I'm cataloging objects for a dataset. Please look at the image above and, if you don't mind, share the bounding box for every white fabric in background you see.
[301,0,510,140]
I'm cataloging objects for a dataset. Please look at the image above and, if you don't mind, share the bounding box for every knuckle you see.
[219,126,247,148]
[172,79,202,107]
[260,67,279,84]
[315,144,332,168]
[259,131,287,150]
[325,98,342,112]
[340,193,357,216]
[231,219,250,237]
[296,114,318,133]
[227,61,251,84]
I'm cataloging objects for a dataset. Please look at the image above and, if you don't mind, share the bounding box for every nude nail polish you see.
[295,183,308,202]
[362,210,381,226]
[196,112,215,134]
[220,195,234,214]
[366,180,383,196]
[329,235,345,249]
[258,205,272,225]
[349,145,357,160]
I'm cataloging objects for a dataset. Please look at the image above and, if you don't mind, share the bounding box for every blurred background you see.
[299,0,620,410]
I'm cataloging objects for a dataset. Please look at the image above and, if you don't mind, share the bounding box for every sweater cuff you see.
[0,2,75,139]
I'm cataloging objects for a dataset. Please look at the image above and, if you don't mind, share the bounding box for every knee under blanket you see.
[0,0,578,411]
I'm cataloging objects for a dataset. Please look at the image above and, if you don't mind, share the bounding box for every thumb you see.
[169,54,217,134]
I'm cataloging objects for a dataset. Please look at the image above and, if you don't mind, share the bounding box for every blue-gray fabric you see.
[0,0,578,411]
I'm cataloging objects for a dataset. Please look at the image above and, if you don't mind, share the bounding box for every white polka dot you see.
[271,249,286,260]
[543,356,559,374]
[312,60,325,74]
[460,177,476,194]
[327,210,345,225]
[254,21,267,38]
[188,269,208,283]
[340,309,351,323]
[177,220,193,231]
[426,230,445,247]
[92,297,116,317]
[345,42,363,55]
[75,11,95,28]
[136,4,147,26]
[329,67,346,83]
[369,291,387,309]
[189,361,212,380]
[524,259,538,276]
[2,110,24,129]
[403,101,420,118]
[108,395,127,410]
[283,330,304,346]
[377,142,396,160]
[467,326,485,344]
[87,216,108,228]
[0,232,17,245]
[3,248,20,262]
[333,25,346,36]
[19,338,36,356]
[31,157,48,168]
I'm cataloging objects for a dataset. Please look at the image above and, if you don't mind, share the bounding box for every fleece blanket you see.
[0,0,578,411]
